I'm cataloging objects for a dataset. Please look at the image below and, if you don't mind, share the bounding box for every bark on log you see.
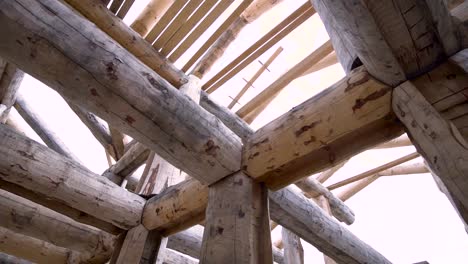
[269,187,392,264]
[242,67,404,190]
[0,124,145,230]
[0,189,115,263]
[295,177,355,225]
[0,0,242,185]
[200,172,272,264]
[14,93,82,163]
[0,61,23,123]
[0,226,84,264]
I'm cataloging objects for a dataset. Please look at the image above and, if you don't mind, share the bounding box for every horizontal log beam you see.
[143,179,389,263]
[0,0,242,184]
[0,189,115,263]
[242,67,404,190]
[0,226,84,264]
[0,124,145,229]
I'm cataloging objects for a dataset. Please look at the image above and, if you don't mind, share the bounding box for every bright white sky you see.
[10,0,468,263]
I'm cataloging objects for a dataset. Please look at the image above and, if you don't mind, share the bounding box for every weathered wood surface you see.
[0,0,242,185]
[160,249,198,264]
[111,225,163,264]
[0,125,145,229]
[64,0,187,87]
[167,225,285,264]
[143,178,208,235]
[282,228,304,264]
[425,0,460,55]
[243,67,404,190]
[14,93,82,163]
[130,0,175,36]
[393,81,468,220]
[316,196,338,264]
[295,177,355,225]
[311,0,449,85]
[200,172,273,264]
[0,189,114,263]
[102,142,150,185]
[0,226,84,264]
[0,178,121,235]
[269,187,392,264]
[0,61,23,123]
[310,0,405,85]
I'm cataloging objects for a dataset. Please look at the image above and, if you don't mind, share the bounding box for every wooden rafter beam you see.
[0,60,23,123]
[130,0,176,37]
[0,0,242,185]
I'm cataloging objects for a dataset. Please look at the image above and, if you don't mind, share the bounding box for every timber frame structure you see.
[0,0,467,263]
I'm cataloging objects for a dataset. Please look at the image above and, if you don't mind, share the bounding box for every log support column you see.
[200,171,272,264]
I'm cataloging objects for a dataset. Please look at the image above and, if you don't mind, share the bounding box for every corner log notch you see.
[242,66,404,189]
[0,0,242,185]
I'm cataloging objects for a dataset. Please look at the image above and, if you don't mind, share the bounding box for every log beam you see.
[0,0,242,185]
[0,189,115,263]
[0,124,145,230]
[0,60,23,123]
[281,228,304,264]
[242,67,404,190]
[200,172,272,264]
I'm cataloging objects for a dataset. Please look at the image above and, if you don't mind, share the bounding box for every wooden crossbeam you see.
[242,67,403,190]
[0,0,242,184]
[0,125,145,230]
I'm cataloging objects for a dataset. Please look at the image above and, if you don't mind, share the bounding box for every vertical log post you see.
[281,227,304,264]
[200,172,272,263]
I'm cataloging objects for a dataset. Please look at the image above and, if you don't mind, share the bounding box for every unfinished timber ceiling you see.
[0,0,467,263]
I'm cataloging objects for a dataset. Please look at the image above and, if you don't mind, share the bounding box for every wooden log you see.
[0,252,31,264]
[102,142,150,185]
[65,0,254,145]
[310,0,405,86]
[337,162,429,202]
[374,134,412,149]
[200,172,272,264]
[0,226,84,264]
[0,189,115,263]
[327,152,420,190]
[281,228,304,264]
[109,127,125,160]
[0,61,24,123]
[237,40,334,123]
[14,93,82,163]
[0,124,145,229]
[425,0,460,56]
[111,225,163,264]
[190,0,286,78]
[142,179,208,235]
[295,177,355,225]
[242,67,404,190]
[0,0,242,185]
[393,81,468,220]
[145,0,188,43]
[159,249,198,264]
[116,0,136,19]
[315,196,338,264]
[269,187,392,264]
[299,52,339,77]
[0,178,122,235]
[130,0,176,37]
[63,0,188,87]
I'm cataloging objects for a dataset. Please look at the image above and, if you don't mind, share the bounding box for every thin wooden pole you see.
[130,0,176,37]
[327,152,420,190]
[228,47,283,109]
[145,0,189,43]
